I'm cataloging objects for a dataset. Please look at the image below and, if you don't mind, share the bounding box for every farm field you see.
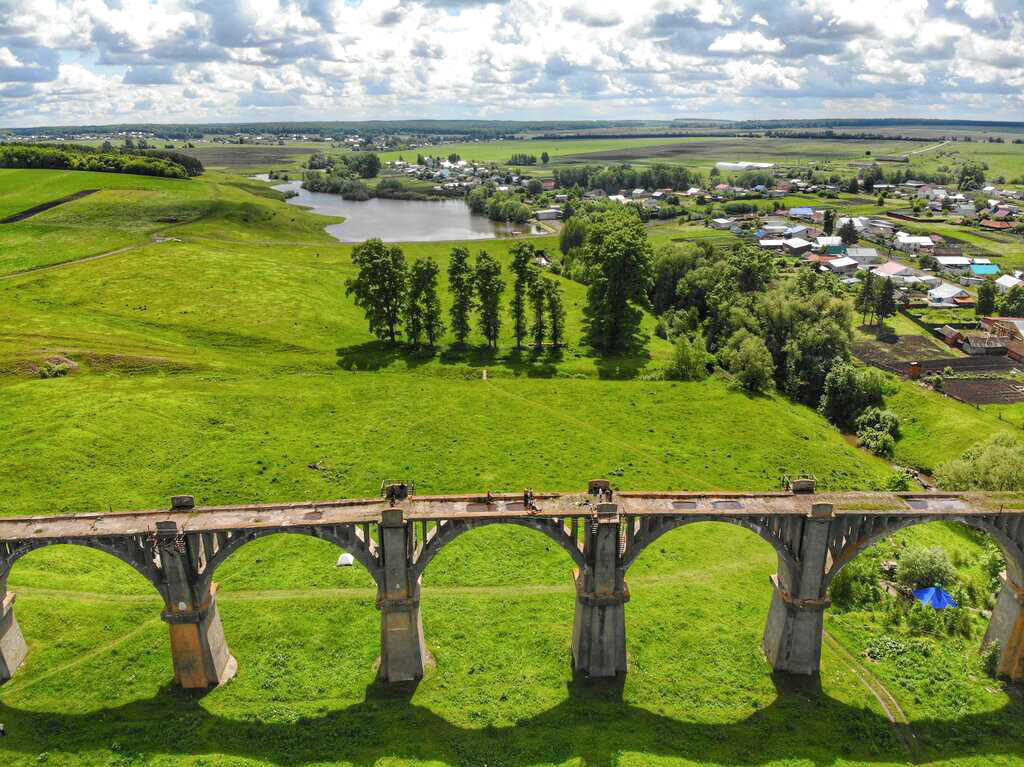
[0,165,1022,766]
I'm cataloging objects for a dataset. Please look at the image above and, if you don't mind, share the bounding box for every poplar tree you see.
[875,277,897,325]
[509,241,536,349]
[475,252,505,349]
[855,271,876,326]
[447,246,474,345]
[546,278,566,348]
[528,272,546,349]
[405,257,444,348]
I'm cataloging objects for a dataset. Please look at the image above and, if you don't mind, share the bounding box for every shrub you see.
[38,362,70,379]
[935,433,1024,491]
[720,330,774,393]
[665,333,710,381]
[981,641,1001,678]
[855,406,901,439]
[829,558,881,610]
[859,428,895,457]
[818,359,885,429]
[896,546,956,590]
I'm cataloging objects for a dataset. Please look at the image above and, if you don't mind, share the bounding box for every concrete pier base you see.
[0,592,28,683]
[763,575,827,676]
[571,584,628,678]
[984,573,1024,681]
[162,586,236,689]
[377,596,428,682]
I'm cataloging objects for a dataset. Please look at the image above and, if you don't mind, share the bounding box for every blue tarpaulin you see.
[914,586,958,609]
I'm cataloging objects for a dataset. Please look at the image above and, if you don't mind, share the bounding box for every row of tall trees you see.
[854,272,898,327]
[346,239,565,351]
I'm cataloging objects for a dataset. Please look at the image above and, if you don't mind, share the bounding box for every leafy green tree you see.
[527,178,543,196]
[475,252,505,349]
[541,151,550,165]
[509,242,537,349]
[856,271,877,326]
[650,246,692,314]
[875,277,897,324]
[546,278,566,348]
[528,274,547,349]
[405,257,444,348]
[580,208,654,352]
[665,332,710,381]
[936,433,1024,490]
[721,329,774,392]
[729,244,776,293]
[345,239,407,344]
[977,280,997,317]
[823,208,836,236]
[817,359,886,429]
[896,547,956,590]
[447,247,474,345]
[559,216,586,255]
[839,219,858,245]
[999,285,1024,316]
[958,161,986,191]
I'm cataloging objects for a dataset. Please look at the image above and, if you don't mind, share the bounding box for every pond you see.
[263,178,544,243]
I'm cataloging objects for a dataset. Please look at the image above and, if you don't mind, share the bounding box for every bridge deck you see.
[0,491,1018,542]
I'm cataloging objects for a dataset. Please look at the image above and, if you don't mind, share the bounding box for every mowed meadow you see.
[0,166,1021,767]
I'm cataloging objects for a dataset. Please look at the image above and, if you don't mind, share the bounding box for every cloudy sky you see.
[0,0,1022,127]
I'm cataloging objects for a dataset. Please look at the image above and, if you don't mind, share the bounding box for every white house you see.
[710,218,734,229]
[936,255,971,273]
[825,257,858,276]
[996,274,1024,293]
[759,239,786,250]
[928,283,969,306]
[783,237,813,255]
[535,208,562,221]
[895,233,935,254]
[815,236,843,250]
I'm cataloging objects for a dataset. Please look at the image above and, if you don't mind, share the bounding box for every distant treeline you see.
[553,164,701,193]
[766,130,943,142]
[0,144,197,179]
[713,118,1024,130]
[535,132,757,140]
[25,142,204,176]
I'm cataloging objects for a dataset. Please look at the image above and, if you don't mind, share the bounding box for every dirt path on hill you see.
[0,243,147,281]
[0,189,99,224]
[822,630,922,759]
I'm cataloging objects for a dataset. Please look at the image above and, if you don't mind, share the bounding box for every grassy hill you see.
[0,168,1020,767]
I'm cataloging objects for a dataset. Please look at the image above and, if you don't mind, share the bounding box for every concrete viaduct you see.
[1,482,1023,688]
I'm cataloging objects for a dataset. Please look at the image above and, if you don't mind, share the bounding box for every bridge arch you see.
[822,514,1024,594]
[0,538,163,597]
[412,517,586,581]
[196,528,383,596]
[620,515,801,584]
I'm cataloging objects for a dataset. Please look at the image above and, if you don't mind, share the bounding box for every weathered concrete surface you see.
[163,588,237,688]
[762,509,832,676]
[0,592,28,683]
[571,507,627,677]
[984,574,1024,681]
[377,509,428,682]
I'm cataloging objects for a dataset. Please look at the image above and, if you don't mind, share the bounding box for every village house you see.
[710,218,734,230]
[935,255,972,275]
[872,261,915,281]
[846,246,882,265]
[758,239,785,251]
[815,236,843,251]
[783,237,813,256]
[928,282,970,306]
[895,232,936,254]
[824,256,858,276]
[996,274,1024,293]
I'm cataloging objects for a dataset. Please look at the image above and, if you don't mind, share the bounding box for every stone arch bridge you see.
[1,484,1022,688]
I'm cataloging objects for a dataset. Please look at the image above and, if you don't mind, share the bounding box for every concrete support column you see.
[157,520,237,689]
[983,571,1024,681]
[377,509,427,682]
[572,504,628,678]
[0,589,28,683]
[763,505,832,676]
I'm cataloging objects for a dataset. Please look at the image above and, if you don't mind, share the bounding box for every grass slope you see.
[0,167,1019,767]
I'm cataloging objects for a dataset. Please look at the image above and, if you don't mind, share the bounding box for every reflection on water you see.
[265,179,544,243]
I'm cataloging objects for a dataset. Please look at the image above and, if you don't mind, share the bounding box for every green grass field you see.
[0,166,1021,766]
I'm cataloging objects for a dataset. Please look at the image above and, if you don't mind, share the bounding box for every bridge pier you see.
[377,509,428,682]
[763,506,831,676]
[984,572,1024,680]
[157,522,237,689]
[572,505,627,677]
[0,589,28,683]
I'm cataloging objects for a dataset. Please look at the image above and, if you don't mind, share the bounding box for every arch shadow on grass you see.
[0,673,1020,766]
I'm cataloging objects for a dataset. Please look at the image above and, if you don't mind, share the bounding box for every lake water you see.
[264,178,544,243]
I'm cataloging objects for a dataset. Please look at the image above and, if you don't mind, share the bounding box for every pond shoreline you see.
[261,177,545,244]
